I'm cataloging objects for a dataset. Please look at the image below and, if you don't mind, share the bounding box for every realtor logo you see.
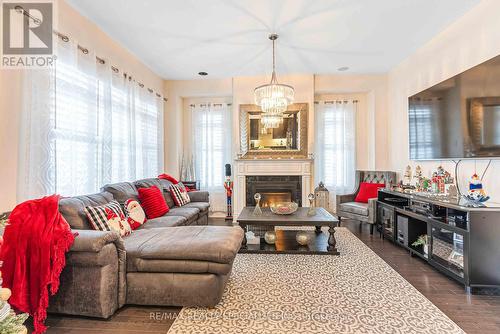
[1,1,55,68]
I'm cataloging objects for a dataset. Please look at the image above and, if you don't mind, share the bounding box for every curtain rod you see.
[314,100,359,104]
[52,30,167,102]
[12,5,170,101]
[190,103,232,107]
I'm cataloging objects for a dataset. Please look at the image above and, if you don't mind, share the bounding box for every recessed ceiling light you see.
[198,71,208,76]
[337,66,349,72]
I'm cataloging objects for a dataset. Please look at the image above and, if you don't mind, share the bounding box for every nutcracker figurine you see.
[224,164,233,220]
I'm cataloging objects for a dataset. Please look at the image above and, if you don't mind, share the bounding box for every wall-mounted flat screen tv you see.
[408,55,500,160]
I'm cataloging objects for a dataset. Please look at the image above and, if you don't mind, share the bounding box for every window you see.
[54,54,103,195]
[192,103,231,190]
[18,41,164,200]
[109,80,134,183]
[135,91,163,179]
[315,100,357,194]
[191,102,231,212]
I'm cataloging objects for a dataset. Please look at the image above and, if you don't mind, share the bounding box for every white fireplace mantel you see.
[233,158,314,218]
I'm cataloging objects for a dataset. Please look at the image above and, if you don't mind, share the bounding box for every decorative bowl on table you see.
[270,202,299,215]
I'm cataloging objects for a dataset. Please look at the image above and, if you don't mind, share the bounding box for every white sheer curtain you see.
[53,41,104,195]
[17,38,164,200]
[18,39,104,198]
[107,72,164,183]
[17,66,56,201]
[109,72,136,182]
[315,100,357,199]
[134,87,163,179]
[191,103,231,212]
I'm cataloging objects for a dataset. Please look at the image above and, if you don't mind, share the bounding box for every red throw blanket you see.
[158,173,179,184]
[0,195,75,334]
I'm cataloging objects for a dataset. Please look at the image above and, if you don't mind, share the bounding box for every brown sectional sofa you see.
[49,177,243,318]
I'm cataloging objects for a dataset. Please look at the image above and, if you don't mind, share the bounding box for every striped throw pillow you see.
[84,200,132,237]
[170,183,191,206]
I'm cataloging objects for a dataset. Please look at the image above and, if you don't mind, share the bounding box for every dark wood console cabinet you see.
[377,202,396,240]
[376,189,500,293]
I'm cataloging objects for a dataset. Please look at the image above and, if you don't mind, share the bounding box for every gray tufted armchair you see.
[336,170,397,234]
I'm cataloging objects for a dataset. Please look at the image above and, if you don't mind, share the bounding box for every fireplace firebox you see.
[245,176,302,207]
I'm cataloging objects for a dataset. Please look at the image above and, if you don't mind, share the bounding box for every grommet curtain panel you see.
[17,39,164,201]
[314,100,357,196]
[191,103,231,212]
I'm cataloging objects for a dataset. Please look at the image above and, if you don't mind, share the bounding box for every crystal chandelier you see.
[260,113,284,129]
[254,34,294,128]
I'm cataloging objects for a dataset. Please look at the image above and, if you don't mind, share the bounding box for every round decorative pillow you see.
[125,199,147,230]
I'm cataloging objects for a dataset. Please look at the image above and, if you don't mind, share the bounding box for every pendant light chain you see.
[254,33,295,129]
[271,38,277,83]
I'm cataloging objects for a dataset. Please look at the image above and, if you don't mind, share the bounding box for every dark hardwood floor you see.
[41,218,500,334]
[343,220,500,334]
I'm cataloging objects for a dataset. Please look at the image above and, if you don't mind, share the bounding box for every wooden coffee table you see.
[237,207,339,255]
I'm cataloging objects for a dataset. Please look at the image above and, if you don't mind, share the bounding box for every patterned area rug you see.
[167,227,465,334]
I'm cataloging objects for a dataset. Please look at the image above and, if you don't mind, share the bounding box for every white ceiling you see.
[66,0,481,80]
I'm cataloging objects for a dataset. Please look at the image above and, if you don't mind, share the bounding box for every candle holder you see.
[307,193,316,216]
[253,193,262,216]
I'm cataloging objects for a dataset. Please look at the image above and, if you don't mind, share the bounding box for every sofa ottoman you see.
[124,225,244,306]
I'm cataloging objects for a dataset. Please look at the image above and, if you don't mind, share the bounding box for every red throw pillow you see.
[355,182,385,203]
[138,186,169,218]
[158,174,179,184]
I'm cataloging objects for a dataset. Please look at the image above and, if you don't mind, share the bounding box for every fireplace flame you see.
[260,192,292,208]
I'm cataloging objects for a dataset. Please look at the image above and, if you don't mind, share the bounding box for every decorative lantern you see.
[314,182,330,211]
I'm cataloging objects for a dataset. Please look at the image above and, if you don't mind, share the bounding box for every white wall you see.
[0,70,23,213]
[0,0,165,212]
[388,0,500,202]
[164,73,389,186]
[163,74,389,217]
[163,78,233,176]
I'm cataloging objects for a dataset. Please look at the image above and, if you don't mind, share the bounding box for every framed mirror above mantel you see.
[239,103,308,159]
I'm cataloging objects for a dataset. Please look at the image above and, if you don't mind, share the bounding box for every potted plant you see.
[412,234,429,256]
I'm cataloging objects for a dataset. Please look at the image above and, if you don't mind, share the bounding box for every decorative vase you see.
[296,231,311,246]
[307,193,316,216]
[423,244,428,256]
[264,231,276,244]
[253,193,262,216]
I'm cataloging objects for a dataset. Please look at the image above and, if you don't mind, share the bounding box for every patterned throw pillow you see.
[84,200,132,237]
[170,183,191,206]
[124,199,147,230]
